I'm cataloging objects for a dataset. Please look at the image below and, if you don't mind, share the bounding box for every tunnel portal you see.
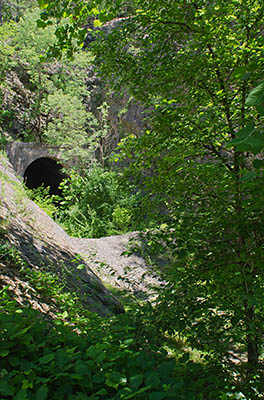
[24,157,65,195]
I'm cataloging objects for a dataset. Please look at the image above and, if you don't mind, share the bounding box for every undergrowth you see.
[25,184,58,218]
[25,166,154,238]
[0,226,240,400]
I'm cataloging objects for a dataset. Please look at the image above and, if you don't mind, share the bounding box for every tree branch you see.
[207,44,235,137]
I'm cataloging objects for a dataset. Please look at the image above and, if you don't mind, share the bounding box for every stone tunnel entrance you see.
[23,157,65,195]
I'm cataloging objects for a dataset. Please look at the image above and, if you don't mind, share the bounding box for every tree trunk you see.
[246,304,259,368]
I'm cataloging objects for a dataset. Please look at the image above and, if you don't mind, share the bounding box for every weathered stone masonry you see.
[6,142,66,195]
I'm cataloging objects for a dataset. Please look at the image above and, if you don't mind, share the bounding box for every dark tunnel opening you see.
[23,157,66,195]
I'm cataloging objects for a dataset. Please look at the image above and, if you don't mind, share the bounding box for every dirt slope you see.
[71,234,164,300]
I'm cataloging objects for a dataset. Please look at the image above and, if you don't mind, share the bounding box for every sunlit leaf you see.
[39,353,55,364]
[246,82,264,106]
[93,19,102,27]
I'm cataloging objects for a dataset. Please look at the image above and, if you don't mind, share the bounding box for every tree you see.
[0,8,63,141]
[37,0,264,396]
[0,6,113,166]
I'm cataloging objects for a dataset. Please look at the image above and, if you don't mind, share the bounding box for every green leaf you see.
[36,19,47,28]
[253,159,264,169]
[145,372,161,388]
[122,385,152,399]
[226,124,264,154]
[39,353,55,364]
[123,338,134,346]
[20,360,36,371]
[236,124,255,138]
[256,104,264,116]
[246,82,264,106]
[22,380,33,390]
[14,389,27,400]
[91,8,99,15]
[36,385,48,400]
[105,378,119,389]
[56,350,70,370]
[93,19,102,27]
[61,311,68,318]
[106,372,127,389]
[130,374,144,389]
[149,392,168,400]
[96,351,106,363]
[75,360,91,375]
[38,0,50,9]
[95,388,108,396]
[0,382,15,396]
[226,124,255,149]
[76,264,85,270]
[92,374,105,384]
[240,171,257,181]
[0,350,9,357]
[10,326,31,339]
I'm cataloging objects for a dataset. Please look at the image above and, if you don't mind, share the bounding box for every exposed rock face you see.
[106,91,146,145]
[87,20,148,160]
[71,233,166,301]
[84,64,147,164]
[0,153,123,316]
[84,18,146,149]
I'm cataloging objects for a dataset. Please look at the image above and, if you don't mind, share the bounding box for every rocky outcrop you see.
[84,64,147,164]
[71,233,165,300]
[0,153,123,316]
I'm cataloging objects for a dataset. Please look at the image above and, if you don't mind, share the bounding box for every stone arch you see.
[23,157,65,195]
[6,142,64,177]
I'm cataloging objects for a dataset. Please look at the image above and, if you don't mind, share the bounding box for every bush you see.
[112,205,132,233]
[56,166,142,238]
[26,185,58,218]
[0,131,7,150]
[1,287,240,400]
[0,226,245,400]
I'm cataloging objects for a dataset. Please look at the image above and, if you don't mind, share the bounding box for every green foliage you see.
[0,8,56,141]
[89,0,264,383]
[112,205,132,233]
[0,0,35,24]
[0,7,108,164]
[26,185,58,217]
[227,82,264,157]
[0,288,211,400]
[0,232,238,400]
[12,0,264,396]
[56,166,144,238]
[0,131,7,150]
[96,1,264,394]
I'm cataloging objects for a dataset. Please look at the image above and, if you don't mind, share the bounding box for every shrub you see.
[1,286,240,400]
[112,205,132,233]
[56,166,141,238]
[0,225,245,400]
[26,185,58,218]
